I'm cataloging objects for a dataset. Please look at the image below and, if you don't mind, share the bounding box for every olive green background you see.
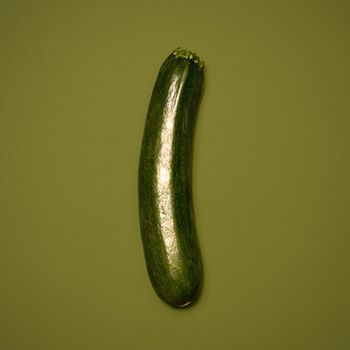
[1,1,349,349]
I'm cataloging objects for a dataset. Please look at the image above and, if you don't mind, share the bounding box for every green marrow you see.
[138,48,204,308]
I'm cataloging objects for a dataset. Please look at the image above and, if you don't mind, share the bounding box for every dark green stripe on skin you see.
[138,48,204,308]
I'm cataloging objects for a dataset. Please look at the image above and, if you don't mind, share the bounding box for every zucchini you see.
[138,48,204,308]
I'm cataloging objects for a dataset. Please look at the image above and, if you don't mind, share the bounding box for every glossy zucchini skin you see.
[138,48,204,308]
